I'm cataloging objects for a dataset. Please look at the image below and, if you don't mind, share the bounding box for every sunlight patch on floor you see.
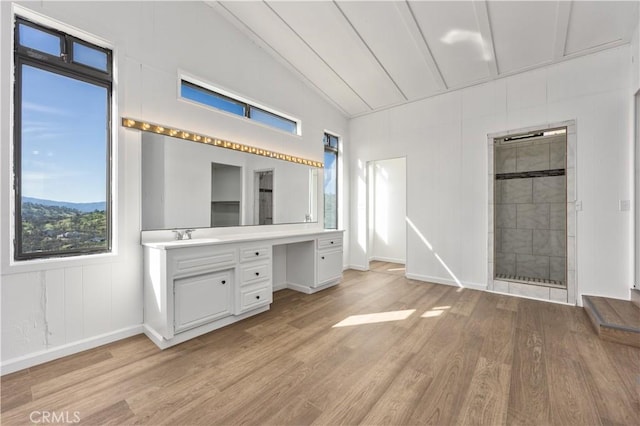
[333,309,416,328]
[421,305,450,318]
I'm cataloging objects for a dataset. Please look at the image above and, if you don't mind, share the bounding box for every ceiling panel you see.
[565,1,639,55]
[337,1,441,101]
[410,1,491,88]
[266,0,405,110]
[217,1,369,116]
[209,1,640,118]
[488,1,557,73]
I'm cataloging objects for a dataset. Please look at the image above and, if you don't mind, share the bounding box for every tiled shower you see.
[494,131,567,287]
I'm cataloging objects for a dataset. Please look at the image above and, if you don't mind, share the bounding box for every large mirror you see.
[141,133,319,230]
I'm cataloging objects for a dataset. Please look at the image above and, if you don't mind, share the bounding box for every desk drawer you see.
[239,284,272,312]
[240,262,270,285]
[240,246,271,262]
[318,236,342,250]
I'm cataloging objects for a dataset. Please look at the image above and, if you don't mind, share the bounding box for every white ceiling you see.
[208,1,639,118]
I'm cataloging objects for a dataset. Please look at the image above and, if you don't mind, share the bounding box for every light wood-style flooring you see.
[2,263,639,425]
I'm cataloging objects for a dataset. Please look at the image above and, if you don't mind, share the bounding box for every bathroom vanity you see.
[142,229,343,348]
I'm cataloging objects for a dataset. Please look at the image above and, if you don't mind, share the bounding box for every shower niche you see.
[493,128,567,288]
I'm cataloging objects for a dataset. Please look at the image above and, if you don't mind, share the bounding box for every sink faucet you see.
[172,229,195,240]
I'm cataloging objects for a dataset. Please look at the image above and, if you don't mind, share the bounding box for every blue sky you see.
[21,64,108,203]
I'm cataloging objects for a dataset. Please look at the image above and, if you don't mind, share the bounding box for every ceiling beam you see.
[472,0,499,77]
[395,0,447,90]
[332,1,408,101]
[553,0,572,59]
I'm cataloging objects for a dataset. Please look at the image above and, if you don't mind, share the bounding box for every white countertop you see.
[143,228,344,250]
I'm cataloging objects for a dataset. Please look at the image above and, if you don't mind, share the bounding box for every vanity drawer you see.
[239,284,272,313]
[318,236,342,250]
[172,249,237,276]
[240,262,270,285]
[240,246,271,262]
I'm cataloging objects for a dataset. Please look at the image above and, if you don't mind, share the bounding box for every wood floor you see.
[2,263,639,425]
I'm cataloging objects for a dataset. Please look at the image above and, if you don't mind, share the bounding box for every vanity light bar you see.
[121,118,324,168]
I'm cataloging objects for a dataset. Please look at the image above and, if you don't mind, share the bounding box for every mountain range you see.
[23,196,106,213]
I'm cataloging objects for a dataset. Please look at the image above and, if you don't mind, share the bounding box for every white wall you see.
[0,1,347,373]
[371,158,406,264]
[349,46,634,302]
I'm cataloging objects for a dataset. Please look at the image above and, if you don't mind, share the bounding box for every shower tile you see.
[550,288,567,302]
[517,203,549,229]
[493,280,509,293]
[495,146,516,173]
[509,282,549,299]
[502,228,532,255]
[516,143,549,172]
[549,203,566,230]
[516,254,549,280]
[533,230,565,256]
[503,178,533,204]
[496,204,517,228]
[496,252,516,275]
[549,256,566,281]
[533,176,565,203]
[549,140,566,169]
[495,228,502,252]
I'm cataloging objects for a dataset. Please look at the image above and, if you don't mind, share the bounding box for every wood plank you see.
[1,267,638,425]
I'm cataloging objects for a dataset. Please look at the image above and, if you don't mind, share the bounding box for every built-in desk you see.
[142,229,343,348]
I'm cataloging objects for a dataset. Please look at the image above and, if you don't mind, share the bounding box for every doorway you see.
[254,170,274,225]
[367,157,407,274]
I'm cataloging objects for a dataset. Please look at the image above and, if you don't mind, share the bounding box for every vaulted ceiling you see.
[208,1,639,118]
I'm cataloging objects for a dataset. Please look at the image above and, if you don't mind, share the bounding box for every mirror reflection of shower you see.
[494,128,567,288]
[255,170,274,225]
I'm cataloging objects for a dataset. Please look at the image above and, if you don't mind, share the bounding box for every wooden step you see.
[631,288,640,309]
[582,295,640,348]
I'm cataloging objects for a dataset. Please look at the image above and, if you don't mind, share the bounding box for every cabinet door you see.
[174,270,232,333]
[316,250,343,286]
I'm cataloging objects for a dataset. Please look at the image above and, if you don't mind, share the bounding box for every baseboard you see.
[346,264,369,271]
[0,325,144,376]
[405,273,487,291]
[370,256,406,265]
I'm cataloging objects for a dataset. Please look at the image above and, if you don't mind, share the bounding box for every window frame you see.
[179,77,301,136]
[323,132,339,230]
[13,17,113,261]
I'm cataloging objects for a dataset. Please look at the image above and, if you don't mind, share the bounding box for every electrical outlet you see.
[575,201,583,211]
[619,200,631,211]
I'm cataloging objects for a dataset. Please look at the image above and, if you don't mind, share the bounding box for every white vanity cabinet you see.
[316,234,343,286]
[142,229,344,349]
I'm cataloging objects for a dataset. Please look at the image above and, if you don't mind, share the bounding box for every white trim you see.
[0,325,143,376]
[370,256,406,265]
[347,264,369,272]
[405,273,487,291]
[487,289,574,306]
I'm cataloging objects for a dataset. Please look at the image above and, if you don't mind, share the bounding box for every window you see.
[13,18,112,260]
[323,133,338,229]
[180,79,299,135]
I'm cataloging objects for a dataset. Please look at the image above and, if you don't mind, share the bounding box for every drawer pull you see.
[330,241,334,244]
[255,272,260,276]
[221,280,226,285]
[321,256,325,260]
[256,295,261,300]
[255,252,260,256]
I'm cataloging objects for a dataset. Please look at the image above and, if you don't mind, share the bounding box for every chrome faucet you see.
[172,229,195,240]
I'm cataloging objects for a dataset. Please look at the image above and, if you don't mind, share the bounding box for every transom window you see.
[180,79,299,135]
[13,17,112,260]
